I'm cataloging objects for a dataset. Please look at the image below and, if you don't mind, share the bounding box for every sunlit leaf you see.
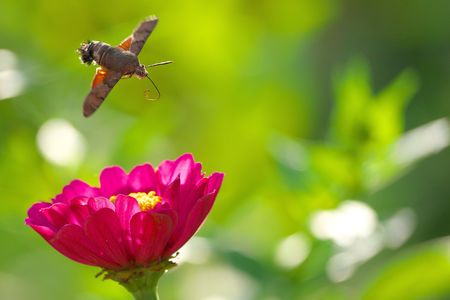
[363,238,450,300]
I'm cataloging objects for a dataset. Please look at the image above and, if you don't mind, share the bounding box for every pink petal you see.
[67,199,91,226]
[161,177,181,210]
[168,175,211,229]
[182,161,203,190]
[54,180,100,203]
[40,203,70,229]
[128,164,157,192]
[114,195,141,231]
[157,153,195,185]
[114,195,141,258]
[51,224,120,269]
[88,197,115,213]
[69,197,89,206]
[26,202,52,227]
[28,224,57,241]
[26,202,58,240]
[100,166,128,197]
[164,194,214,256]
[84,208,130,267]
[178,177,208,217]
[130,211,175,265]
[207,172,224,194]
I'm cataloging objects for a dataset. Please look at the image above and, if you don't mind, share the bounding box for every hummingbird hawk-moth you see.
[78,16,171,117]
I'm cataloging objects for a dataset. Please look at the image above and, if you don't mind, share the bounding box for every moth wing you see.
[91,67,108,88]
[128,16,158,55]
[83,68,122,117]
[118,36,132,51]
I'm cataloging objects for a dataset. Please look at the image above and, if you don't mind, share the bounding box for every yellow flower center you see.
[110,191,162,211]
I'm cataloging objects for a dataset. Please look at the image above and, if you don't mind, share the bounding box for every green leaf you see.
[363,238,450,300]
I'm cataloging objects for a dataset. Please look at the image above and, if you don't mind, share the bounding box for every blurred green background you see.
[1,0,450,299]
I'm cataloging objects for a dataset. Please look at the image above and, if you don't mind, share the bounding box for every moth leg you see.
[121,73,133,79]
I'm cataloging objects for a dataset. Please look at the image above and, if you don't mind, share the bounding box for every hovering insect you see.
[78,15,171,117]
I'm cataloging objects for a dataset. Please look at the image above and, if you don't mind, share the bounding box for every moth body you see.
[79,41,147,78]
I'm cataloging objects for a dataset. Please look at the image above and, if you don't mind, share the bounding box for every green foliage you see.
[363,238,450,300]
[271,59,420,217]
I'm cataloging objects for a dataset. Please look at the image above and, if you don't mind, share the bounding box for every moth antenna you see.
[145,74,161,100]
[147,61,173,68]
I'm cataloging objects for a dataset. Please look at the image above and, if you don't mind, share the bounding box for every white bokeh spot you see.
[0,49,25,100]
[392,118,450,165]
[309,200,378,247]
[383,208,416,249]
[176,237,212,265]
[36,118,86,167]
[275,233,310,269]
[326,252,358,282]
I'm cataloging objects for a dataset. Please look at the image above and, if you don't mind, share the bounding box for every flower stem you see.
[120,270,164,300]
[100,260,177,300]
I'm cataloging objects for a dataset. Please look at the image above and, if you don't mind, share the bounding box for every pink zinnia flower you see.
[26,154,223,273]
